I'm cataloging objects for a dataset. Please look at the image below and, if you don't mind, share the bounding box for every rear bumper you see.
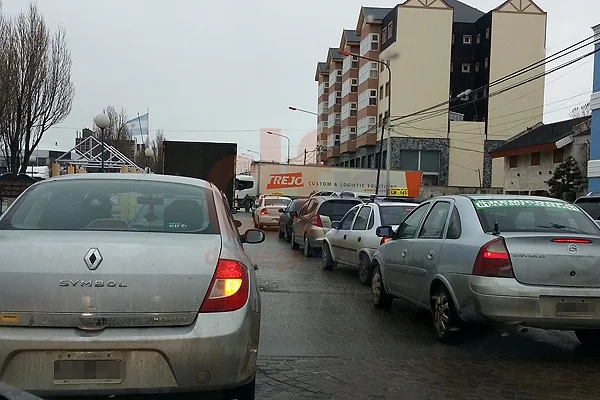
[258,214,280,226]
[447,274,600,330]
[306,226,327,249]
[0,306,260,396]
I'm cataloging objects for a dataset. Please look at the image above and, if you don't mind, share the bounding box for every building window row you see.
[381,22,394,44]
[327,134,341,148]
[509,149,564,169]
[342,55,359,74]
[318,120,328,132]
[454,58,489,74]
[360,33,379,56]
[328,69,342,86]
[341,102,357,121]
[318,81,329,96]
[328,91,342,107]
[358,89,377,110]
[318,101,329,115]
[340,126,357,143]
[358,62,378,85]
[357,116,377,136]
[327,112,341,127]
[341,78,358,97]
[453,28,490,46]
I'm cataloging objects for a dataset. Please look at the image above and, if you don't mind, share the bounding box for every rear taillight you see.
[260,209,268,215]
[472,238,514,278]
[200,259,249,313]
[312,215,323,227]
[552,238,593,244]
[380,237,391,245]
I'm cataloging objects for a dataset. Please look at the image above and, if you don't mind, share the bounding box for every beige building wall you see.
[487,1,547,141]
[380,1,453,139]
[448,121,486,187]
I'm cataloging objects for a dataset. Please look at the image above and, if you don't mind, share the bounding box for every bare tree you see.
[150,129,166,173]
[569,102,591,119]
[0,3,74,173]
[96,105,134,160]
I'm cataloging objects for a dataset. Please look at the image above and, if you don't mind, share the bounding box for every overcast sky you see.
[3,0,599,162]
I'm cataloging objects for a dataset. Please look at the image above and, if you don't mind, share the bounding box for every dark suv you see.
[278,198,308,242]
[574,193,600,225]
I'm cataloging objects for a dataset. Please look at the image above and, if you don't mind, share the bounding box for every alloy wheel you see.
[434,291,451,337]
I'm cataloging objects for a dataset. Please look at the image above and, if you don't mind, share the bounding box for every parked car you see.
[278,198,309,242]
[0,173,265,398]
[322,201,417,285]
[252,195,291,229]
[372,194,600,345]
[574,193,600,225]
[290,196,363,257]
[309,190,339,197]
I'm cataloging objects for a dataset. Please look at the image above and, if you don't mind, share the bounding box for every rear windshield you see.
[380,205,417,225]
[0,179,219,234]
[264,198,291,206]
[318,200,362,221]
[575,197,600,220]
[473,199,600,235]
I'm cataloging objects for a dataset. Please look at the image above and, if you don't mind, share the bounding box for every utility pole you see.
[304,149,307,165]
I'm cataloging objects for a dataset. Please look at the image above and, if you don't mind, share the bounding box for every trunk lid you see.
[264,206,284,216]
[503,233,600,287]
[0,231,222,314]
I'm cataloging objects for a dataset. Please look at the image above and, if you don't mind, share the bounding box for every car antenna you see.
[493,219,500,235]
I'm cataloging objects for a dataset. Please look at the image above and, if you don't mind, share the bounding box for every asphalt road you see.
[235,212,600,399]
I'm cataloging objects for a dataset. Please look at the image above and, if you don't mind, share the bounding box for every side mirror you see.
[331,221,340,229]
[231,207,238,214]
[278,208,285,213]
[242,229,265,244]
[234,220,242,228]
[289,210,298,218]
[376,225,394,238]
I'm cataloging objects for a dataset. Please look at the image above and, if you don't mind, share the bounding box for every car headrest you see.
[163,199,205,232]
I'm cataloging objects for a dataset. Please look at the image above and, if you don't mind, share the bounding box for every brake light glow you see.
[200,259,249,313]
[312,215,323,227]
[260,208,268,215]
[380,237,391,245]
[472,238,514,278]
[551,238,593,244]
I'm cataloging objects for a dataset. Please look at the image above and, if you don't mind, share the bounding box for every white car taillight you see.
[200,259,249,313]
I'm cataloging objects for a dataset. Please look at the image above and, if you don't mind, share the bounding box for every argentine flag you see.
[125,113,149,139]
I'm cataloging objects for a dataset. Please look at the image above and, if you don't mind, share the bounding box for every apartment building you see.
[315,0,547,188]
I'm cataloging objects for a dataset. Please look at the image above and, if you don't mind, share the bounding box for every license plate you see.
[53,352,124,384]
[556,298,595,316]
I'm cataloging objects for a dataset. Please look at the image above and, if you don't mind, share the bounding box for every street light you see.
[29,155,36,177]
[246,149,261,161]
[144,147,154,173]
[267,131,291,164]
[339,49,396,197]
[94,113,110,173]
[289,106,321,164]
[288,106,318,116]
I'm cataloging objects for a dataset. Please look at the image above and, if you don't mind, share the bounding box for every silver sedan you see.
[372,194,600,345]
[0,173,264,399]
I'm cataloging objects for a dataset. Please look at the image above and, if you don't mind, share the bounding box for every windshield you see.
[264,198,291,207]
[473,199,600,235]
[575,197,600,220]
[0,179,219,234]
[318,200,362,221]
[380,205,417,225]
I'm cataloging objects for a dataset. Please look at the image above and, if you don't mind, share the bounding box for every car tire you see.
[358,253,372,286]
[224,376,255,400]
[278,225,285,238]
[284,227,292,242]
[575,330,600,347]
[433,285,461,344]
[371,264,393,309]
[322,242,335,270]
[291,230,299,250]
[244,199,252,213]
[303,235,313,258]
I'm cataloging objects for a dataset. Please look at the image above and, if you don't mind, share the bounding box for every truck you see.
[234,162,422,212]
[162,141,237,207]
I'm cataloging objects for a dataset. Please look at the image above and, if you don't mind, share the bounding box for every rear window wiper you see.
[537,223,588,234]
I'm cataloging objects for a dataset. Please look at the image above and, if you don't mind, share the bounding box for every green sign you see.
[473,199,579,211]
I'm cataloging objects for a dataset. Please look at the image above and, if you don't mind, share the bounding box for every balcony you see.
[340,139,356,154]
[327,146,340,159]
[357,131,378,148]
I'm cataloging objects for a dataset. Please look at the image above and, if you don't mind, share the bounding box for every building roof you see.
[329,48,343,60]
[491,116,591,155]
[343,29,360,43]
[362,7,393,21]
[314,62,327,81]
[444,0,485,23]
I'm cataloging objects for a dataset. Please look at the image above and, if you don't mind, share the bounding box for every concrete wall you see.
[447,121,486,187]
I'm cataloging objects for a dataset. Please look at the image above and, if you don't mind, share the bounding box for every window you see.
[3,179,220,234]
[420,151,440,173]
[351,78,358,92]
[385,82,390,97]
[339,205,359,230]
[446,206,462,239]
[388,22,392,34]
[379,85,384,100]
[418,201,451,239]
[553,148,564,163]
[381,62,385,72]
[397,203,430,239]
[476,33,481,44]
[379,113,383,123]
[486,28,490,39]
[320,200,362,223]
[370,62,378,79]
[485,58,489,68]
[369,90,377,106]
[380,205,416,226]
[382,27,387,42]
[352,56,359,69]
[475,62,480,72]
[371,34,379,51]
[463,35,472,44]
[352,206,372,230]
[574,197,600,220]
[461,63,471,73]
[509,155,518,168]
[336,69,342,83]
[450,62,453,72]
[452,34,454,44]
[350,102,357,117]
[531,152,541,166]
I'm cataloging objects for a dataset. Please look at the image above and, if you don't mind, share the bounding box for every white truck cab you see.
[235,174,257,212]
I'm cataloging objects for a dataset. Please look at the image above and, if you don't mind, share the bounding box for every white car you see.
[252,196,292,229]
[322,200,417,285]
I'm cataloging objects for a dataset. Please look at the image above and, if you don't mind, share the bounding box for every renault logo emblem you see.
[84,248,103,270]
